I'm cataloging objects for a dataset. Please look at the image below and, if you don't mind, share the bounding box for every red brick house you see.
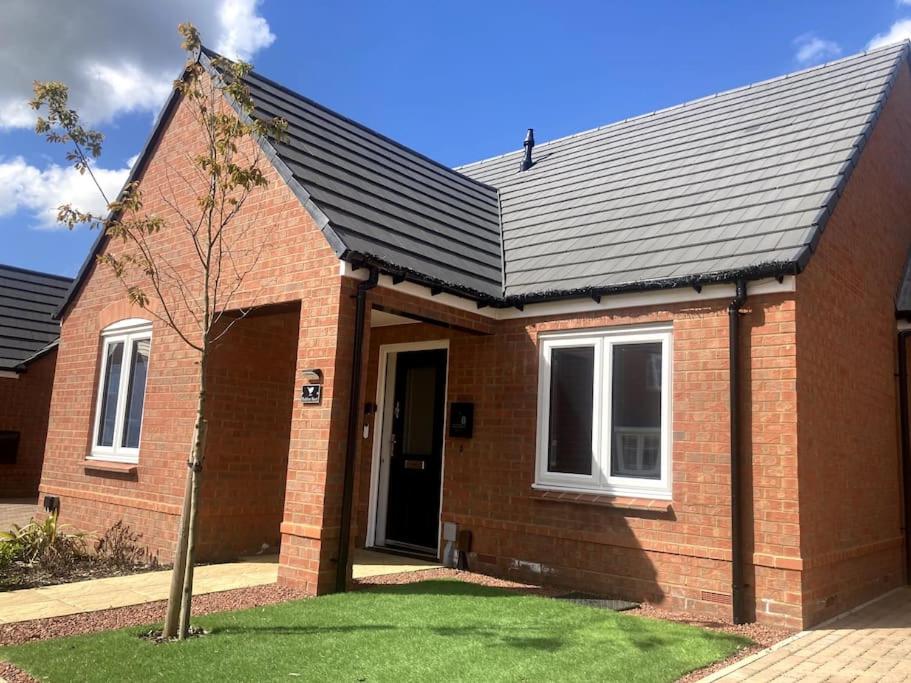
[0,264,70,499]
[39,42,911,629]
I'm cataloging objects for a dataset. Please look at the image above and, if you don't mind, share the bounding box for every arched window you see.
[90,318,152,463]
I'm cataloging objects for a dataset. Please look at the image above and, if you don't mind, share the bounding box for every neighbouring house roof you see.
[0,264,71,371]
[57,42,911,315]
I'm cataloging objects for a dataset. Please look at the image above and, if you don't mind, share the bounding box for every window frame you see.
[534,324,673,500]
[89,318,152,464]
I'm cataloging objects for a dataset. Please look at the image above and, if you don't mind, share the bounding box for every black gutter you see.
[335,268,379,592]
[13,339,60,373]
[347,253,797,313]
[729,279,748,624]
[492,262,798,309]
[898,330,911,581]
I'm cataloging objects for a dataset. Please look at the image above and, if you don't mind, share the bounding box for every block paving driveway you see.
[704,586,911,682]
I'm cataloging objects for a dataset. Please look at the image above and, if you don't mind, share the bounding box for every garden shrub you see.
[95,520,157,569]
[0,513,87,568]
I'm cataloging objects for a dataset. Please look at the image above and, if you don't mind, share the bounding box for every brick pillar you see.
[278,277,370,594]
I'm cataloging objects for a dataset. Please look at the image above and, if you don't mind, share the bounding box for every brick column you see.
[278,277,368,594]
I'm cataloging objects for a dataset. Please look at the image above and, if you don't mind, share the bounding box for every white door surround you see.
[365,339,450,555]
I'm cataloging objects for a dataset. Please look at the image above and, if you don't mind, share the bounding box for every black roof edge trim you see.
[199,47,500,196]
[495,261,801,308]
[13,338,60,373]
[343,252,502,306]
[793,43,909,279]
[343,250,799,311]
[197,50,349,259]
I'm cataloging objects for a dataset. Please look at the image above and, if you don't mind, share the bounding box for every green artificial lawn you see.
[1,581,748,682]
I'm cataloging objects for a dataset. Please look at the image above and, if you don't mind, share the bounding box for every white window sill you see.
[84,459,138,475]
[531,482,672,502]
[87,451,139,465]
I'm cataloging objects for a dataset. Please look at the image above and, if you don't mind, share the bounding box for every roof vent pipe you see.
[519,128,535,171]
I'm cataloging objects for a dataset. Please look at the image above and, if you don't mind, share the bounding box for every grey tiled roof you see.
[233,59,504,299]
[0,264,71,371]
[457,42,909,298]
[58,43,911,316]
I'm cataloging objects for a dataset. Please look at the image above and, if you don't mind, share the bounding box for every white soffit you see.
[370,309,420,327]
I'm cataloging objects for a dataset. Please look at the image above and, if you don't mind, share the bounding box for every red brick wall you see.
[0,350,57,498]
[40,63,911,628]
[195,306,299,560]
[353,287,801,626]
[39,81,347,580]
[794,64,911,625]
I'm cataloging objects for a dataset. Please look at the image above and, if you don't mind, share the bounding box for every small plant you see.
[0,513,87,567]
[95,521,156,569]
[0,539,16,570]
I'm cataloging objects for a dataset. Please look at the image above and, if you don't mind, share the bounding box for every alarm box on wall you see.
[449,402,474,438]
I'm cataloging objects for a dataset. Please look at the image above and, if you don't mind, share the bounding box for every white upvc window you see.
[534,324,672,499]
[89,318,152,464]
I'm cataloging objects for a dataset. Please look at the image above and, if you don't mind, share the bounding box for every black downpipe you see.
[898,331,911,581]
[729,279,748,624]
[335,268,379,592]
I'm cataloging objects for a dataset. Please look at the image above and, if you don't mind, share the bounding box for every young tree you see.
[31,24,286,639]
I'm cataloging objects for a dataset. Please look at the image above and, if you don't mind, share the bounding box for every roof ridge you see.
[456,41,910,173]
[0,263,73,282]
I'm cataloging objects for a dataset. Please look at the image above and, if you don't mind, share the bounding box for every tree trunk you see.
[178,353,208,639]
[162,454,194,638]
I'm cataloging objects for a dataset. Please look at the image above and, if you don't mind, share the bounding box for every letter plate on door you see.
[404,459,426,471]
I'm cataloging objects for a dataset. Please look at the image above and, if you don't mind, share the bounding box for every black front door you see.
[384,349,447,553]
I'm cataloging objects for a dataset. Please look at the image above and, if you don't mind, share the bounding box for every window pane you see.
[97,341,124,447]
[611,342,662,479]
[547,346,594,475]
[121,338,150,448]
[402,365,436,455]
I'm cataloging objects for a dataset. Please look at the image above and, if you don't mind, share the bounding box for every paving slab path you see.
[0,500,38,530]
[351,548,440,579]
[0,559,278,624]
[702,586,911,682]
[0,549,438,625]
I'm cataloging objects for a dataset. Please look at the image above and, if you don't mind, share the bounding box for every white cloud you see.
[0,156,132,230]
[216,0,276,61]
[868,19,911,49]
[0,0,274,130]
[794,33,842,66]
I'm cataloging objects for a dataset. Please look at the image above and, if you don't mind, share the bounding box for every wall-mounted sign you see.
[449,402,474,438]
[301,384,322,405]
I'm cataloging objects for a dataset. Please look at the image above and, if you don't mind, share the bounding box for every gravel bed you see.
[355,566,563,595]
[0,583,307,647]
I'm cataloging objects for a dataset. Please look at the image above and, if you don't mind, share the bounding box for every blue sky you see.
[2,0,909,277]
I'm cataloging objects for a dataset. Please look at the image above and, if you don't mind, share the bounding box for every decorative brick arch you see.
[97,301,155,330]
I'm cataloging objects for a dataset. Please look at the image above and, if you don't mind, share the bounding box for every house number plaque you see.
[301,384,322,405]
